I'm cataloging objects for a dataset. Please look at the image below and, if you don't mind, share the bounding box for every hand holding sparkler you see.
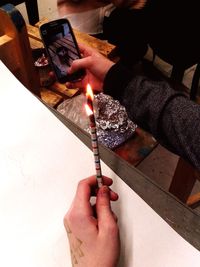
[64,176,120,267]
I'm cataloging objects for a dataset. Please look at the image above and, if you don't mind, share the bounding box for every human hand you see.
[66,43,115,93]
[64,176,120,267]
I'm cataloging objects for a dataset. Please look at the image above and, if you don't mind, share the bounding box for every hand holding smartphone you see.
[39,19,85,83]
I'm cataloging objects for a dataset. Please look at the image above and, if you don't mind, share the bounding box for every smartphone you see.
[39,18,85,83]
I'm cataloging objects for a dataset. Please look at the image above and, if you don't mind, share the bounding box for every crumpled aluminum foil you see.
[57,93,137,150]
[93,93,137,149]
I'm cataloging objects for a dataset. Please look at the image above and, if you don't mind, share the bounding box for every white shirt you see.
[63,3,115,35]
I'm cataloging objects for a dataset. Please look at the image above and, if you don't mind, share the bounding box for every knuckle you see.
[66,210,77,224]
[98,199,108,207]
[105,220,119,236]
[87,57,93,67]
[77,179,84,189]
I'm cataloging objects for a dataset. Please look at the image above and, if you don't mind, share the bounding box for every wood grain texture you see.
[27,18,116,58]
[0,4,40,96]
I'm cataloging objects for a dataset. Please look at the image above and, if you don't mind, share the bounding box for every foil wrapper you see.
[57,93,137,150]
[94,93,137,149]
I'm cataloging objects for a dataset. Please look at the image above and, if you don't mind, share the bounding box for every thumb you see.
[96,186,115,229]
[68,57,91,74]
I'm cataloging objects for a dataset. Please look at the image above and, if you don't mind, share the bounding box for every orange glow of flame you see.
[86,83,94,100]
[85,104,93,116]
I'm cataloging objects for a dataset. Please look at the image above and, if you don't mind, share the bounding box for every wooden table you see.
[27,18,158,167]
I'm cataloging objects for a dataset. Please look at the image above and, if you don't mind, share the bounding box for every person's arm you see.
[64,176,120,267]
[104,62,200,170]
[66,44,200,170]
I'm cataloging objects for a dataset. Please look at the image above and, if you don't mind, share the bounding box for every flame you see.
[85,104,93,116]
[86,83,94,100]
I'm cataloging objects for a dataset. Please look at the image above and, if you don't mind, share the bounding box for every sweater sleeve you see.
[103,62,200,170]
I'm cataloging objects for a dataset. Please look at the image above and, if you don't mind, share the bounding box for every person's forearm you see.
[104,62,200,170]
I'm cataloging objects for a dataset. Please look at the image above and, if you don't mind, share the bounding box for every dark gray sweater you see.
[103,63,200,170]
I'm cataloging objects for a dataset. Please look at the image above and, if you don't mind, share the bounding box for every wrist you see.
[103,61,133,102]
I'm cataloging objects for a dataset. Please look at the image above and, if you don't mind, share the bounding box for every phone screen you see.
[40,19,85,83]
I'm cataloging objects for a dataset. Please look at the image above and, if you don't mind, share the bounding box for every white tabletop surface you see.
[0,61,200,267]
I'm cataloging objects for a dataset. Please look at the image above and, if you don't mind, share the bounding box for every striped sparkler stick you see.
[85,84,103,188]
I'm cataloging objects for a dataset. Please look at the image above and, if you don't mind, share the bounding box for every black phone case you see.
[39,19,85,83]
